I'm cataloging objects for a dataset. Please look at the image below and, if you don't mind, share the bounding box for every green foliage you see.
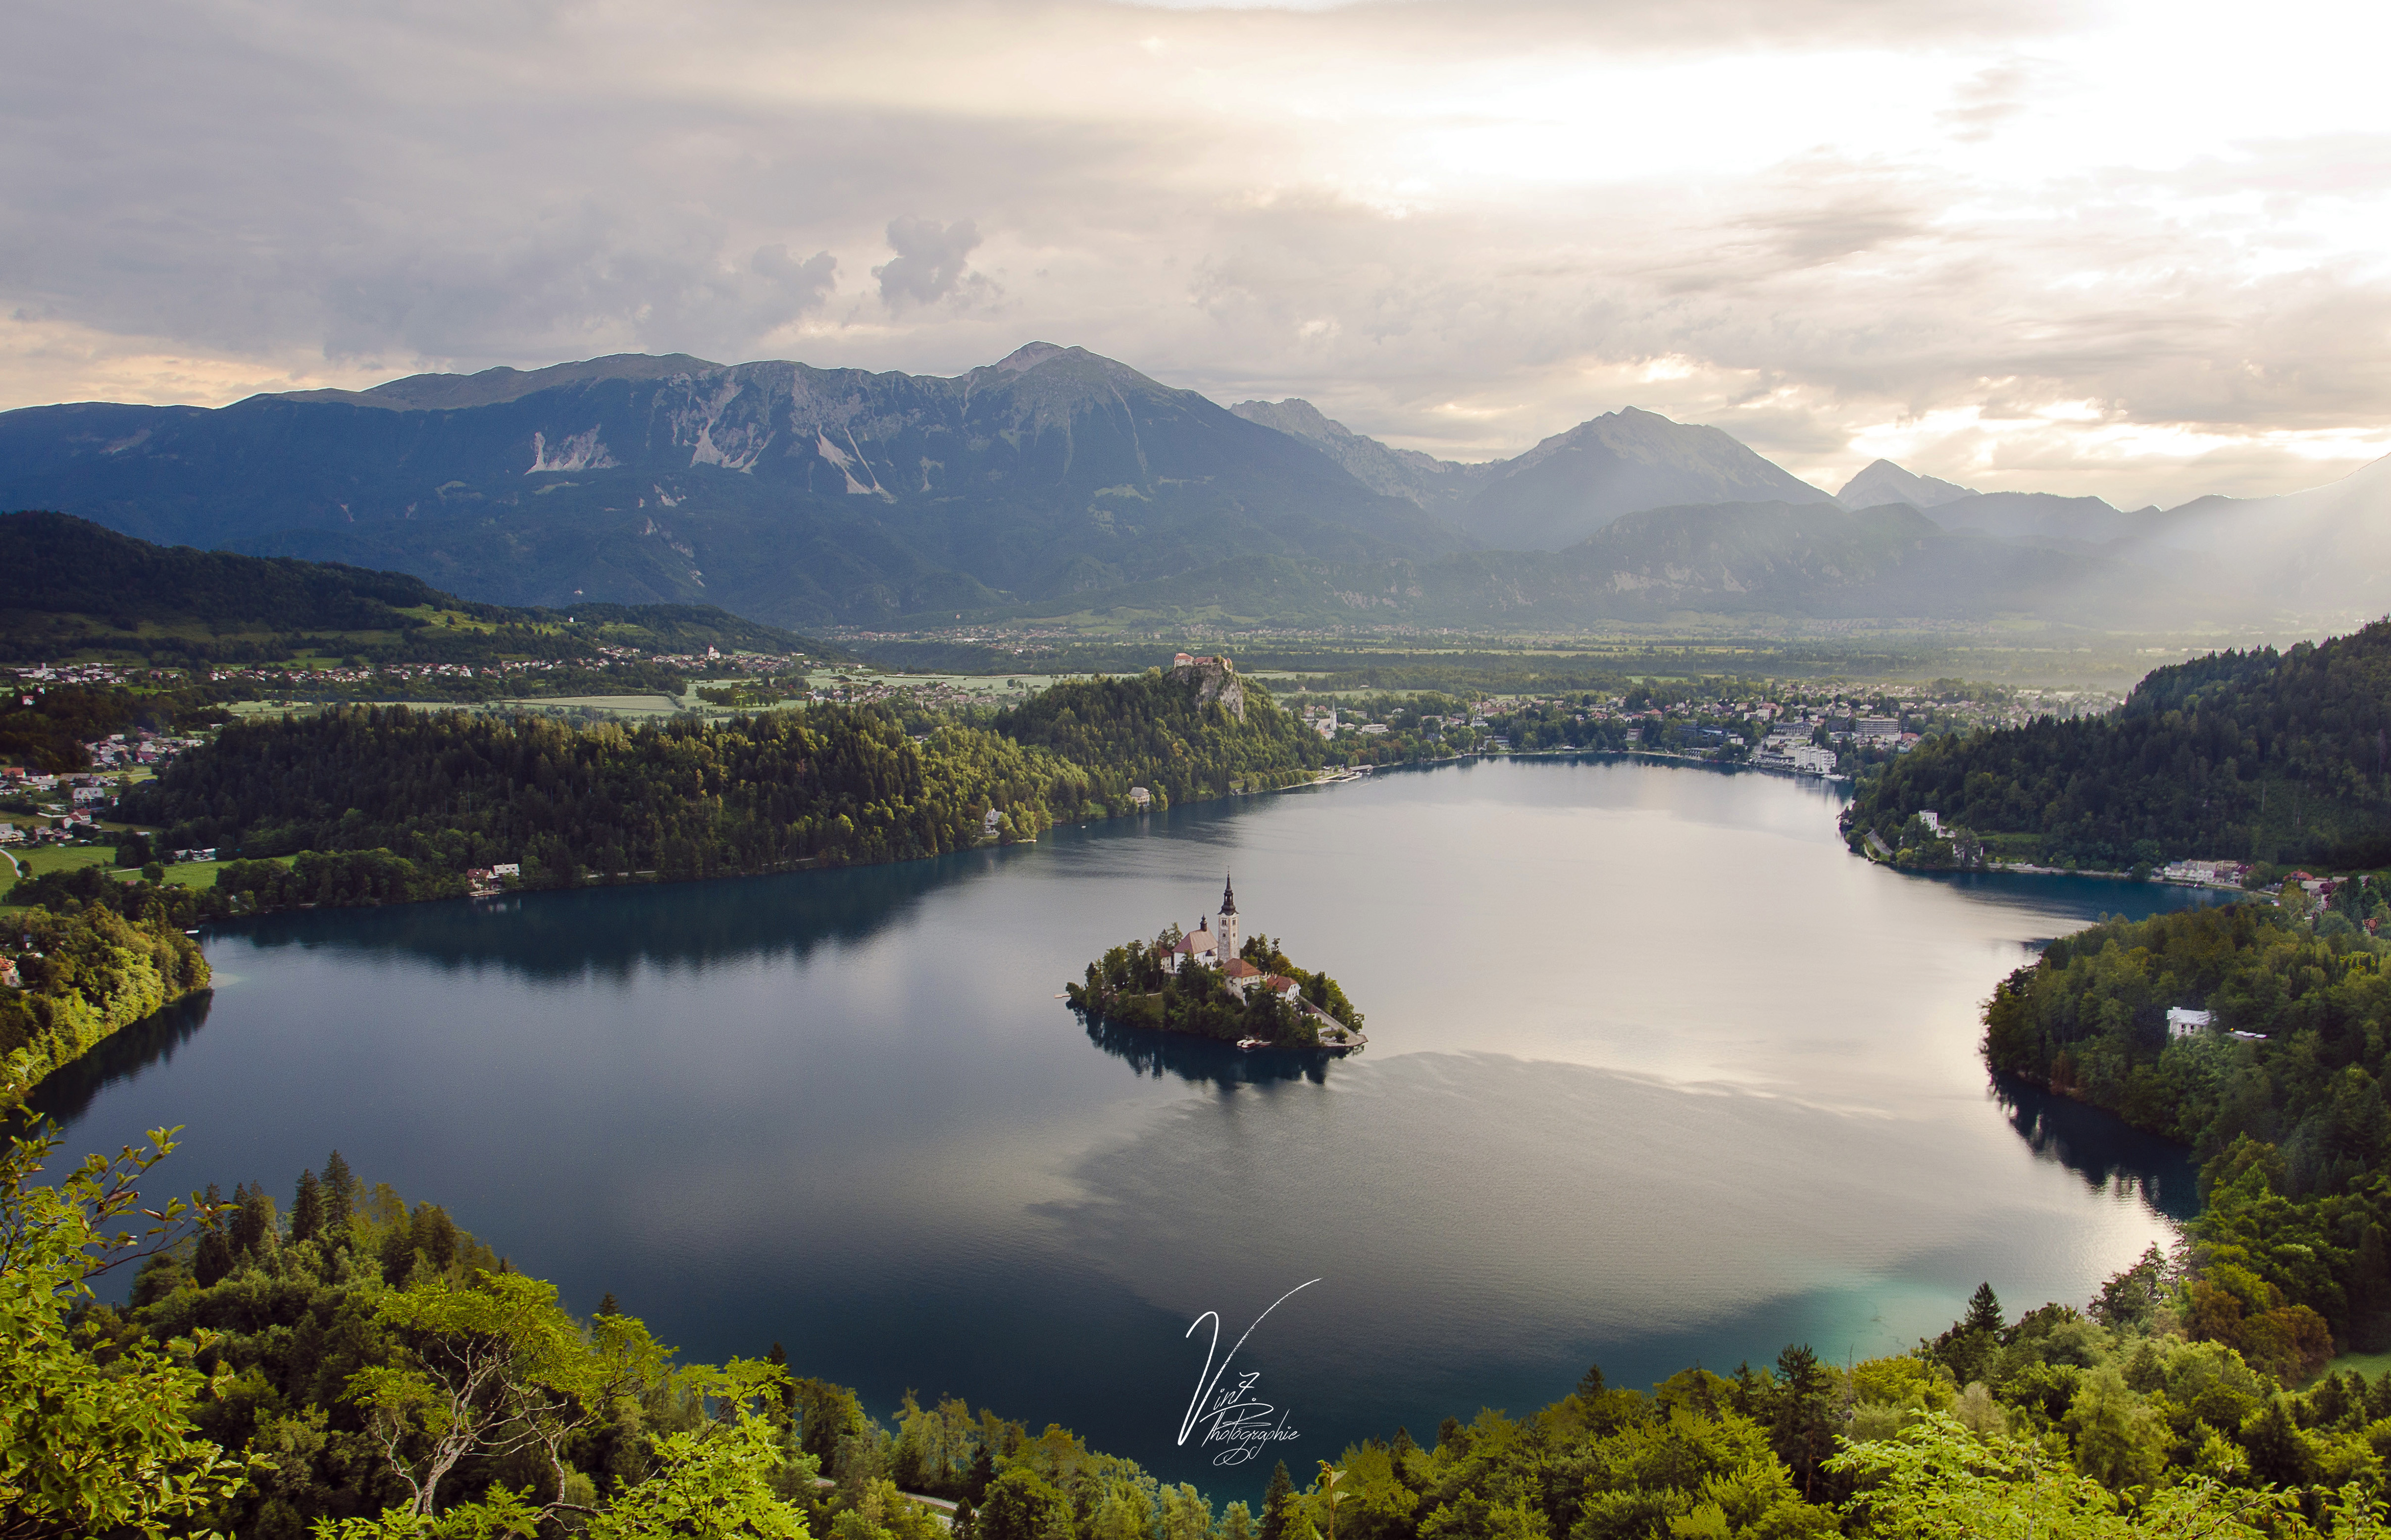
[1850,622,2391,869]
[1826,1413,2300,1538]
[0,896,210,1091]
[0,511,835,674]
[0,680,225,771]
[122,703,1089,881]
[1068,926,1360,1048]
[0,1123,251,1540]
[995,664,1324,809]
[215,850,461,909]
[1976,900,2391,1352]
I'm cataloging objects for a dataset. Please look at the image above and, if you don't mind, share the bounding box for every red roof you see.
[1223,959,1262,978]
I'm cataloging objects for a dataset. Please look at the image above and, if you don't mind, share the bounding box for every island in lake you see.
[1066,875,1366,1051]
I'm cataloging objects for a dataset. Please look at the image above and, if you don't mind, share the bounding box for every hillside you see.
[0,511,835,666]
[12,347,2381,633]
[1847,621,2391,869]
[1458,408,1837,550]
[1228,397,1492,511]
[993,656,1325,807]
[0,345,1462,629]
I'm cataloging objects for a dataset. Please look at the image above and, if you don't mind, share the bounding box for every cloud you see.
[872,218,989,309]
[1,0,2389,508]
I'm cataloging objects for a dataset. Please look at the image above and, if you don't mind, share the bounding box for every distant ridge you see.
[273,353,726,412]
[1228,398,1491,511]
[1457,408,1838,550]
[1837,459,1977,510]
[6,347,2388,632]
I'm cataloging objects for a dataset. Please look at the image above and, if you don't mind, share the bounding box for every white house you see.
[2167,1007,2214,1039]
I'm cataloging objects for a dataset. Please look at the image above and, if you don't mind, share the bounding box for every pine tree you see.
[290,1168,322,1244]
[229,1181,270,1257]
[1576,1362,1605,1399]
[191,1184,232,1286]
[1259,1461,1295,1540]
[1963,1281,2003,1336]
[951,1499,977,1540]
[321,1150,356,1234]
[766,1340,794,1421]
[965,1445,995,1504]
[597,1291,620,1318]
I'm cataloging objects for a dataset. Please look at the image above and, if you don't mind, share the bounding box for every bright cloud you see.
[2,0,2388,507]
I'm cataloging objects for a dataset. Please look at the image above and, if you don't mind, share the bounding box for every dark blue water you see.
[34,759,2222,1493]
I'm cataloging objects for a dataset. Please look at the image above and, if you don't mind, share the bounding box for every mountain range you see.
[5,342,2385,633]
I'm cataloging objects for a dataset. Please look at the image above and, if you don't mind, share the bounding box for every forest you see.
[0,511,835,671]
[0,680,229,773]
[21,1111,2391,1540]
[114,703,1093,885]
[1068,928,1364,1050]
[995,663,1327,807]
[0,880,209,1095]
[1983,893,2391,1357]
[114,662,1323,891]
[1848,622,2391,870]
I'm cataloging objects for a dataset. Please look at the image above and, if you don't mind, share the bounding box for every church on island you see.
[1068,873,1365,1052]
[1167,874,1305,1007]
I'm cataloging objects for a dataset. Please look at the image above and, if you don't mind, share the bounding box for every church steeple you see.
[1215,874,1239,968]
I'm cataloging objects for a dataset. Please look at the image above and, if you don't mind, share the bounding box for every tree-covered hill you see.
[1980,894,2391,1357]
[993,659,1326,808]
[116,704,1095,883]
[1848,621,2391,869]
[26,1112,2391,1537]
[114,659,1318,887]
[0,510,841,666]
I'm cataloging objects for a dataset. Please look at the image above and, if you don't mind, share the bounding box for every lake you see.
[34,756,2225,1493]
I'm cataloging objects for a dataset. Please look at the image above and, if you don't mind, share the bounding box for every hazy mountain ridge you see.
[985,499,2160,629]
[1836,459,1978,510]
[5,345,2387,633]
[1228,397,1843,550]
[0,344,1467,627]
[1227,398,1493,512]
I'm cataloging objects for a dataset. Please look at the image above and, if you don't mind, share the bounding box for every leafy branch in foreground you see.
[0,1122,253,1540]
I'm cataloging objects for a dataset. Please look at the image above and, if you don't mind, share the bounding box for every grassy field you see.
[2317,1350,2391,1387]
[5,846,113,879]
[2,846,231,888]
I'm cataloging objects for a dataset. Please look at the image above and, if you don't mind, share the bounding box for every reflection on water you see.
[225,846,1006,981]
[33,758,2235,1492]
[21,992,215,1129]
[1082,1014,1333,1088]
[1992,1076,2203,1222]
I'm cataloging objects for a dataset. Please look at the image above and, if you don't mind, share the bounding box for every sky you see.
[5,0,2390,508]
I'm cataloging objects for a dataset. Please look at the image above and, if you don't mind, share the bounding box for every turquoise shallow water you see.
[35,757,2224,1492]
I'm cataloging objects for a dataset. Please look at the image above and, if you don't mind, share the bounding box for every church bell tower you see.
[1216,874,1239,968]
